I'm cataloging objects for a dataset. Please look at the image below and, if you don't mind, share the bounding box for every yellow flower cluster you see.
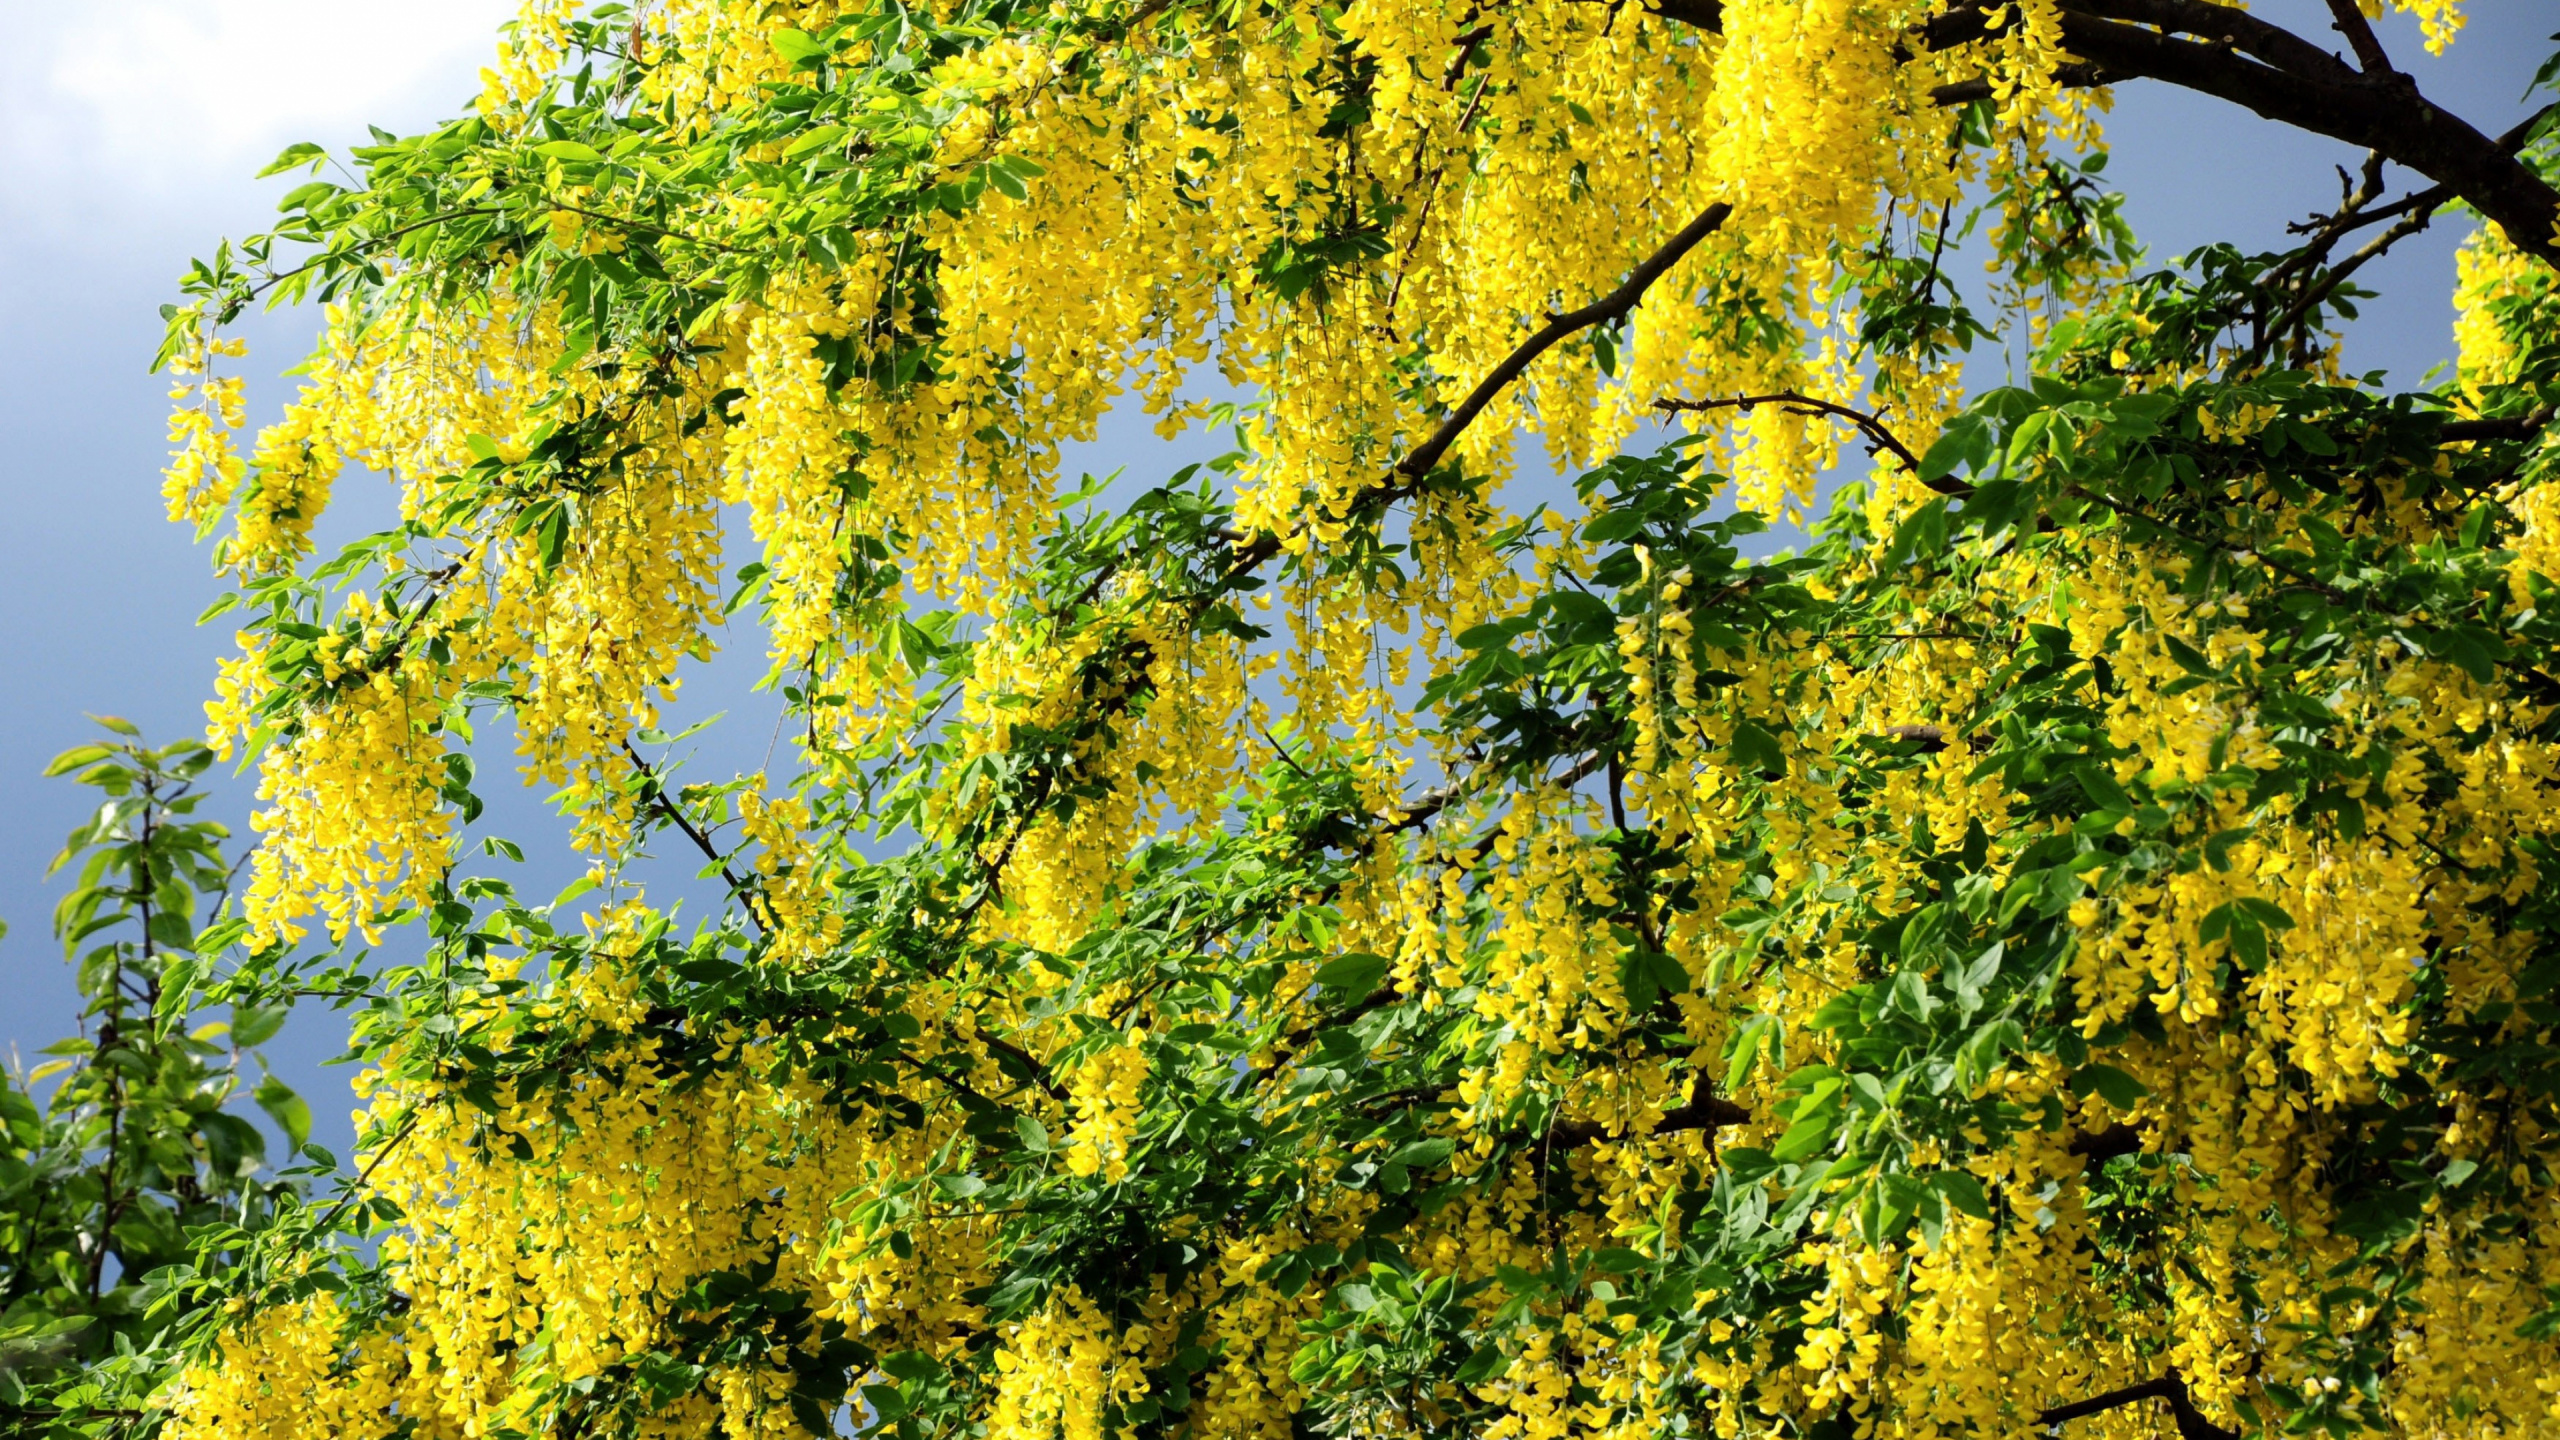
[150,0,2560,1436]
[1061,1040,1148,1182]
[161,325,248,530]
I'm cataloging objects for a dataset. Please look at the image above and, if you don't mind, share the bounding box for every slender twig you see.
[1654,392,1959,496]
[1914,197,1958,309]
[2262,199,2438,365]
[1385,66,1497,321]
[234,208,504,308]
[620,738,764,931]
[2250,106,2555,367]
[1379,747,1608,838]
[542,202,740,255]
[1397,202,1732,483]
[307,1105,425,1237]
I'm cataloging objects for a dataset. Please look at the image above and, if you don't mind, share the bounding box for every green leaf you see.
[1730,720,1786,777]
[257,141,328,178]
[2068,1064,2148,1111]
[255,1074,313,1152]
[1314,952,1389,1003]
[770,27,828,61]
[231,1003,287,1049]
[531,140,604,163]
[1771,1113,1834,1163]
[783,125,849,158]
[1454,1343,1511,1386]
[1388,1137,1455,1171]
[1725,1014,1776,1093]
[1932,1169,1992,1221]
[2160,633,2217,678]
[42,744,114,778]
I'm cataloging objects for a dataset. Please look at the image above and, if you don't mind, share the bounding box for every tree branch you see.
[1640,0,1724,33]
[2035,1371,2237,1440]
[620,738,764,933]
[2440,407,2557,443]
[2322,0,2395,75]
[1657,0,2558,260]
[1397,202,1732,484]
[1227,200,1733,574]
[1654,391,1968,498]
[2253,196,2443,366]
[2068,1123,2145,1162]
[1929,60,2115,108]
[1547,1070,1749,1150]
[1920,0,2560,267]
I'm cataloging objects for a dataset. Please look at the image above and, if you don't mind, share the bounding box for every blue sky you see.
[0,0,2547,1159]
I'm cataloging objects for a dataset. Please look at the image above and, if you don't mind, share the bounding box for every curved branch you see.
[1228,201,1734,572]
[1921,0,2560,267]
[2035,1371,2238,1440]
[1654,391,1969,498]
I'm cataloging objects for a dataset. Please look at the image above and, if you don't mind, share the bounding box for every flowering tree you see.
[98,0,2560,1436]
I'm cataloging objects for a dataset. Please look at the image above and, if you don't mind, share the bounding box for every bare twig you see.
[620,738,763,932]
[1654,391,1963,497]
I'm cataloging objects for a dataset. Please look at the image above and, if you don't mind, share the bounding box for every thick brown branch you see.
[2035,1371,2238,1440]
[2322,0,2395,75]
[2068,1123,2145,1161]
[1644,0,1723,31]
[1923,0,2560,266]
[1935,0,2357,81]
[1930,60,2114,108]
[1674,0,2560,264]
[2440,407,2557,444]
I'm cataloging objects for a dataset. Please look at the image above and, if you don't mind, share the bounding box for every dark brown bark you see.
[1645,0,2560,269]
[2036,1371,2239,1440]
[1548,1072,1750,1150]
[1936,0,2560,266]
[2069,1123,2145,1161]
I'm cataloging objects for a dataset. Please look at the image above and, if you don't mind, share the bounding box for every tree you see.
[110,0,2560,1436]
[1,730,310,1438]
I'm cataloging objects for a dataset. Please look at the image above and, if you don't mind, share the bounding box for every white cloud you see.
[3,0,518,206]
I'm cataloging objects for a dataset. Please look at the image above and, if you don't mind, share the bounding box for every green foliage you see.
[0,730,307,1439]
